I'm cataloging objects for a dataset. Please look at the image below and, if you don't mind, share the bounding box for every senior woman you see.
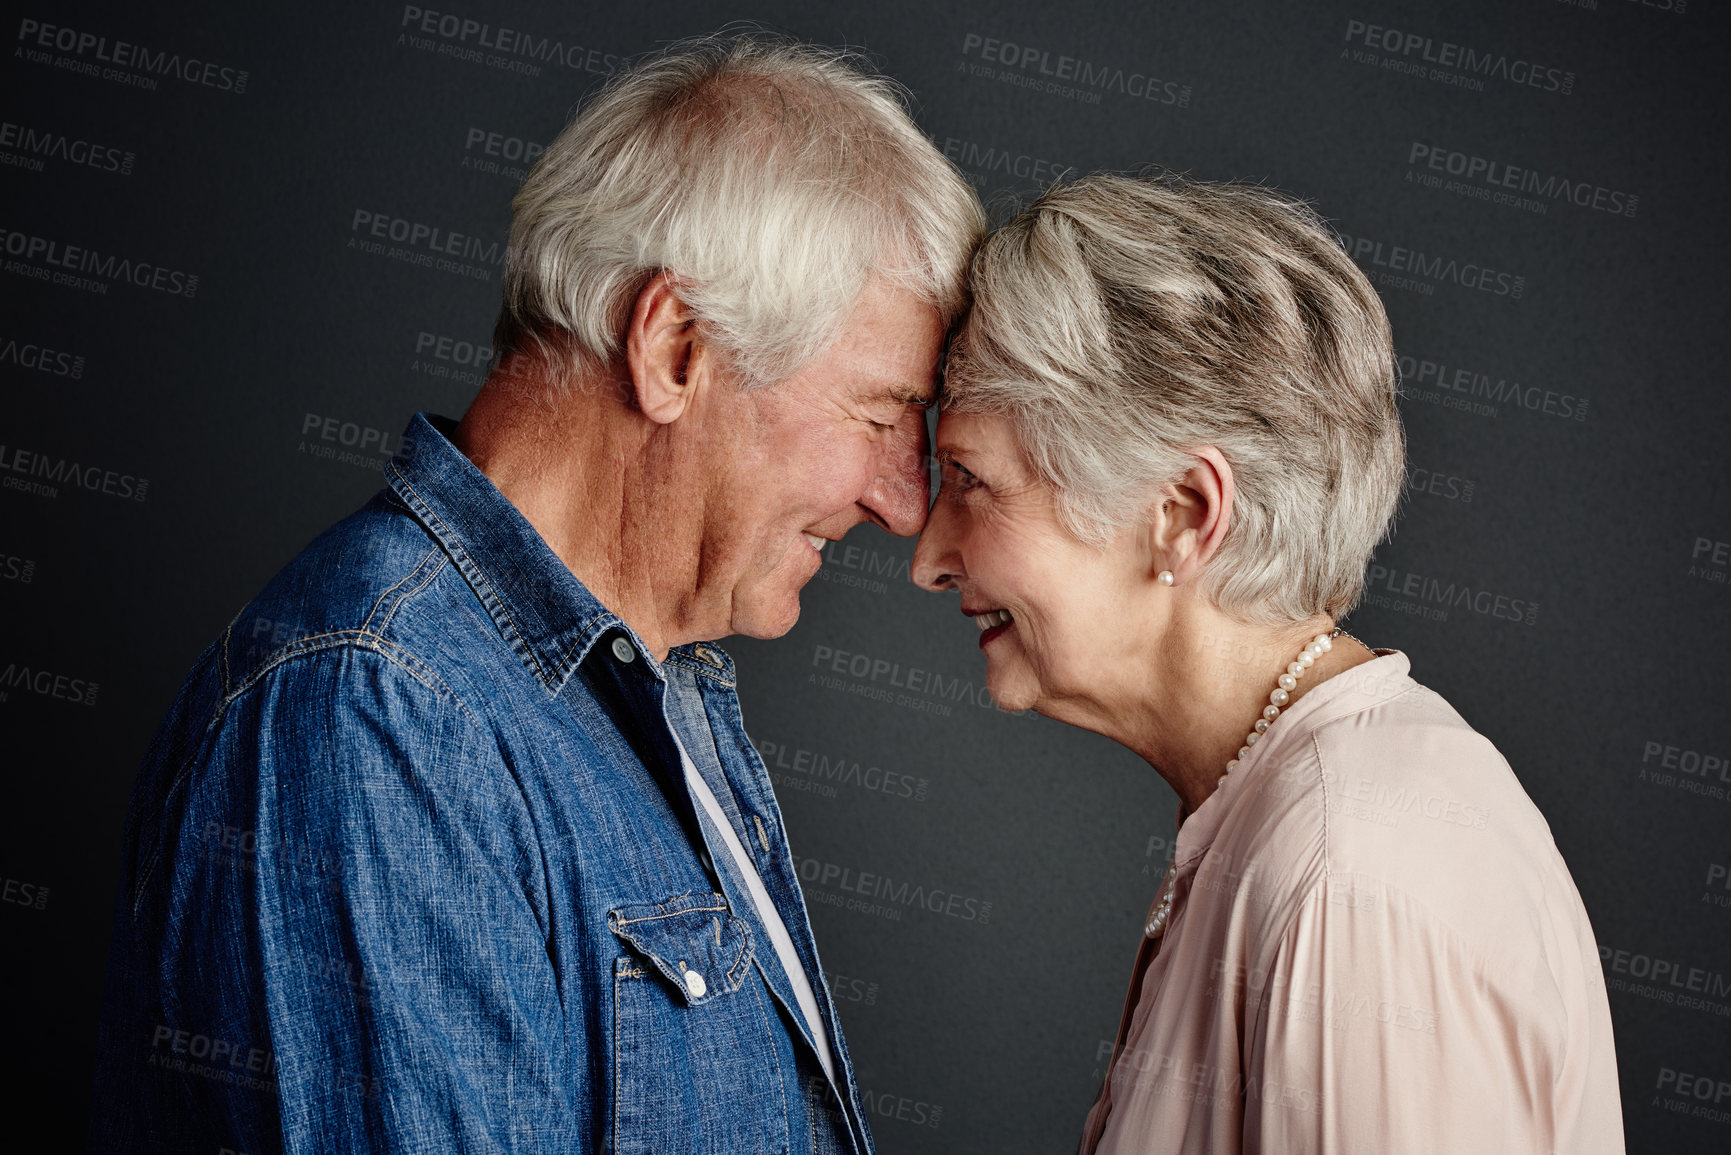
[911,173,1622,1154]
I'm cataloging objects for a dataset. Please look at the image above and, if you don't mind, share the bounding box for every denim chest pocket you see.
[608,893,754,1004]
[608,893,795,1154]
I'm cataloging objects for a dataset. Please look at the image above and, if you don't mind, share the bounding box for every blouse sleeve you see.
[1241,875,1572,1155]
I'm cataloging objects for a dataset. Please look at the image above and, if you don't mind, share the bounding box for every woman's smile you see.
[968,606,1016,648]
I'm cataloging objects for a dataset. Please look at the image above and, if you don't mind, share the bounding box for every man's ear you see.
[1144,446,1236,584]
[624,271,699,425]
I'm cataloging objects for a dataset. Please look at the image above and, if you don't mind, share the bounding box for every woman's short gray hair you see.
[943,172,1405,626]
[497,34,985,388]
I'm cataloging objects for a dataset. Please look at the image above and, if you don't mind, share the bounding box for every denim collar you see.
[385,411,736,696]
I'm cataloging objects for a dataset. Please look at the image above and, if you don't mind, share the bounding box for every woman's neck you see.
[1119,616,1380,817]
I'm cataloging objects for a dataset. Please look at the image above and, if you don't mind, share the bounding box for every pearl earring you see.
[1157,570,1174,586]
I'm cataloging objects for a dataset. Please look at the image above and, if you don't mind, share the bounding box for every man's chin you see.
[725,552,822,640]
[729,588,805,641]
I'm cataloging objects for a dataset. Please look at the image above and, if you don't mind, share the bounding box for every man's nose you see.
[860,408,931,537]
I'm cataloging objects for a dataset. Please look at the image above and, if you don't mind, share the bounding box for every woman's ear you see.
[1144,447,1235,584]
[624,271,699,424]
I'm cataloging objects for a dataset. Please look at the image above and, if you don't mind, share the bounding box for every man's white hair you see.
[497,34,986,388]
[943,172,1407,626]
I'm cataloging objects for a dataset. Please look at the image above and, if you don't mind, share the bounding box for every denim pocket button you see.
[683,970,707,998]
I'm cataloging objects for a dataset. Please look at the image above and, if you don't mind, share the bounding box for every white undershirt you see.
[671,732,837,1086]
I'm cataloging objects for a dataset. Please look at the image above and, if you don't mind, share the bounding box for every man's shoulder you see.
[219,489,486,696]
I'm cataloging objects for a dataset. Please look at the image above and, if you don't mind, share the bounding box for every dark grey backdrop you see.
[3,1,1728,1150]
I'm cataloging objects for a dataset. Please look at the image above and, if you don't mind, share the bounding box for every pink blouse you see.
[1080,650,1623,1154]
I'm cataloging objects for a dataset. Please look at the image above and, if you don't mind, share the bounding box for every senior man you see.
[90,37,983,1154]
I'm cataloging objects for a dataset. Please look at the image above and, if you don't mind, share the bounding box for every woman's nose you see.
[911,497,963,592]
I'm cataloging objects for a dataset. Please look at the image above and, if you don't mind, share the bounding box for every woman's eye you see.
[944,463,981,492]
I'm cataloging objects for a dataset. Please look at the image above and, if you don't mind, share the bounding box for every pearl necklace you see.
[1143,629,1339,939]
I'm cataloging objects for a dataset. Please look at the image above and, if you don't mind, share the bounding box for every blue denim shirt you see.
[91,412,874,1154]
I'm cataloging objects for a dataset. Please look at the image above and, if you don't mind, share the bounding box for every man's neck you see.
[453,369,697,661]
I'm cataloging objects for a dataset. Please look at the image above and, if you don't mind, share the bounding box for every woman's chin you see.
[983,667,1041,715]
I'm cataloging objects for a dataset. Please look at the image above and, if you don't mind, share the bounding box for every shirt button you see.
[610,637,635,663]
[684,970,708,998]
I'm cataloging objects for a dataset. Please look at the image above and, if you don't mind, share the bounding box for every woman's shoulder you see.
[1244,678,1586,960]
[1314,678,1540,830]
[1218,671,1585,942]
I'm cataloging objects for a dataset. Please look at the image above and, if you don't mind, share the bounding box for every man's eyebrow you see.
[882,384,935,408]
[857,376,935,408]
